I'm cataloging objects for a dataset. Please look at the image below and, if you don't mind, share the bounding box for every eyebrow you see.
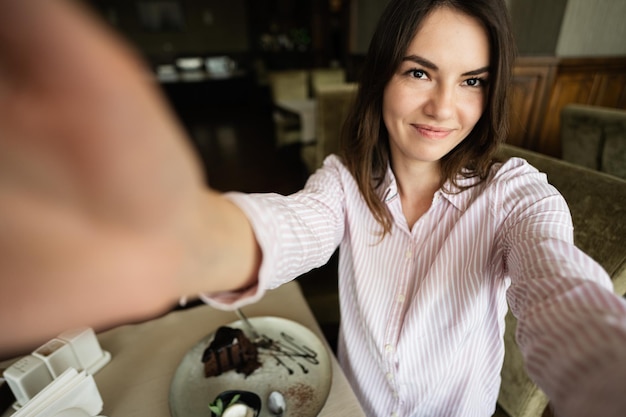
[402,55,490,76]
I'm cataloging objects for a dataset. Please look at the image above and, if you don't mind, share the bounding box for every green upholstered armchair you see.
[560,104,626,180]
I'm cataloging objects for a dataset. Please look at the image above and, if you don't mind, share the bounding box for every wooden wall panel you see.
[509,57,558,149]
[592,72,626,108]
[508,75,538,148]
[538,57,626,157]
[536,72,596,156]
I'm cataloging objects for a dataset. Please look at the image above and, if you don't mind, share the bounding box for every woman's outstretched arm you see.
[0,0,259,358]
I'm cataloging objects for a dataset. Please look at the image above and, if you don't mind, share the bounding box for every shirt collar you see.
[378,164,483,212]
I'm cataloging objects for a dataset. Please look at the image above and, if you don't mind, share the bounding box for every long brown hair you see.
[340,0,516,235]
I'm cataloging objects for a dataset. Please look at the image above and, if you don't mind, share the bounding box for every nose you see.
[423,83,454,121]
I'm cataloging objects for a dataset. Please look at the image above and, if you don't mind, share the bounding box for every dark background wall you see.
[89,0,249,58]
[86,0,349,71]
[85,0,625,74]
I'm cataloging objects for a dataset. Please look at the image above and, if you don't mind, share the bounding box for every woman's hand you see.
[0,0,258,357]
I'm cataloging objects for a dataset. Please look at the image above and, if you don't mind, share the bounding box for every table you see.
[1,281,365,417]
[275,99,317,144]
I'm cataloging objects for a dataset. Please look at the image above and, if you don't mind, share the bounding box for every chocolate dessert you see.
[202,326,261,377]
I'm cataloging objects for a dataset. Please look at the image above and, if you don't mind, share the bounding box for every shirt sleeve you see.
[199,155,346,310]
[497,158,626,416]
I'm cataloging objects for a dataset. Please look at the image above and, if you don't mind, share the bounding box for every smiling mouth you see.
[413,124,454,140]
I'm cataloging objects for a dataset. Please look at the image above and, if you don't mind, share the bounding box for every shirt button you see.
[385,344,394,354]
[405,250,412,259]
[396,294,405,303]
[390,413,398,417]
[386,372,394,381]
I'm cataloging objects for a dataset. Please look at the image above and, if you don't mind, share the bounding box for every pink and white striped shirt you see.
[205,155,626,417]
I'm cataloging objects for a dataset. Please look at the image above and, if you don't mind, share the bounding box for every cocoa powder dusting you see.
[285,383,315,409]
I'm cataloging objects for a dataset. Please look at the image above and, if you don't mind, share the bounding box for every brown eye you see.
[410,69,427,79]
[463,77,487,88]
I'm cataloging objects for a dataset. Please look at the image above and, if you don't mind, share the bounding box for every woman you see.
[198,0,626,415]
[1,0,625,416]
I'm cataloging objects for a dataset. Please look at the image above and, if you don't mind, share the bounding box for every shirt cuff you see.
[198,282,266,311]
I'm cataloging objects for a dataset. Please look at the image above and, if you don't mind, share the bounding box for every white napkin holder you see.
[11,368,103,417]
[3,327,110,410]
[56,329,110,376]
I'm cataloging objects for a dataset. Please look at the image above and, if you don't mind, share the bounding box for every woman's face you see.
[382,6,490,171]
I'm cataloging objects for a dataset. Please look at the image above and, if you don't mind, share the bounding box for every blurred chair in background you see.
[560,103,626,180]
[301,83,358,173]
[267,70,310,147]
[310,67,346,97]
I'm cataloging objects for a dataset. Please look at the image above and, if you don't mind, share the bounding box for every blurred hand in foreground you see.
[0,0,258,357]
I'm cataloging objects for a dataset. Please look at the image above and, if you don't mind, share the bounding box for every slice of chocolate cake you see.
[202,326,261,377]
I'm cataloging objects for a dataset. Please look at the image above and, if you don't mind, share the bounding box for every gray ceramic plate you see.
[169,316,332,417]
